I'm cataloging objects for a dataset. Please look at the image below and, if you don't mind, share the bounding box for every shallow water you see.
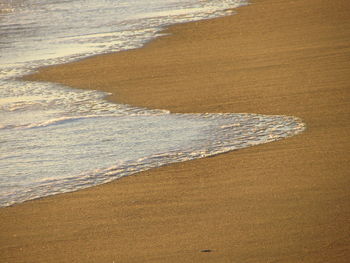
[0,0,305,207]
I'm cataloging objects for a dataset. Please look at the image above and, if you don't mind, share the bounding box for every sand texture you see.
[1,0,350,262]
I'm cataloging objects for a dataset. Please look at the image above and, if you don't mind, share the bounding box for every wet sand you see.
[1,0,350,262]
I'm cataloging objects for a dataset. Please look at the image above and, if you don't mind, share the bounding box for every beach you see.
[1,0,350,262]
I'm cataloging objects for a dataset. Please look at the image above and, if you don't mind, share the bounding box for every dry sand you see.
[1,0,350,262]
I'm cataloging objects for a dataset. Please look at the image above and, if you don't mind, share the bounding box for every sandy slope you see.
[1,0,350,262]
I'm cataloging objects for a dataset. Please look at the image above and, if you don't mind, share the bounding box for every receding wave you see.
[0,113,305,207]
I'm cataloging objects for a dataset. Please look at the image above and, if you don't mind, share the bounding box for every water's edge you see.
[0,0,306,208]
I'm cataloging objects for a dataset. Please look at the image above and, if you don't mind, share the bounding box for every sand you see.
[1,0,350,262]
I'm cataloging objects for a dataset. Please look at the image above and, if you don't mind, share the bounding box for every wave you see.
[0,113,305,207]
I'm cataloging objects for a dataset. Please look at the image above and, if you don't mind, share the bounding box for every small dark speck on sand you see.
[201,249,212,253]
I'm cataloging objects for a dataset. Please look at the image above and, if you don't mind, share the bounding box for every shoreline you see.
[2,0,350,262]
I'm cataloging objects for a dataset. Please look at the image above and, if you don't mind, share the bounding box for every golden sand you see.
[1,0,350,262]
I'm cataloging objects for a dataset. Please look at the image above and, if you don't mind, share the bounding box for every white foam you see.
[0,113,305,207]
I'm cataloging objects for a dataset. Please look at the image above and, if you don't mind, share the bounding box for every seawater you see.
[0,0,305,207]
